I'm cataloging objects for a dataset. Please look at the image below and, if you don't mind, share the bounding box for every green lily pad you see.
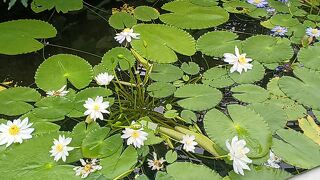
[150,64,183,82]
[108,12,137,29]
[204,105,272,158]
[167,162,222,179]
[147,82,176,98]
[181,62,200,75]
[35,54,93,91]
[131,24,196,63]
[298,46,320,71]
[160,1,229,29]
[197,31,240,57]
[202,66,234,88]
[31,0,83,13]
[229,165,291,179]
[102,47,136,71]
[223,1,256,14]
[174,84,222,111]
[228,61,265,84]
[134,6,159,21]
[231,84,269,103]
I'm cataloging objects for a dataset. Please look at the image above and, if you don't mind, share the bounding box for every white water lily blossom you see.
[121,121,148,148]
[50,135,74,162]
[223,46,253,74]
[226,136,252,176]
[114,28,140,44]
[0,117,34,147]
[73,159,102,178]
[265,150,281,169]
[46,85,69,97]
[181,134,198,153]
[147,152,166,171]
[84,96,110,121]
[95,72,114,86]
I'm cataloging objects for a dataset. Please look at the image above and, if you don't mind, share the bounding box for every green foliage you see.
[4,0,28,10]
[181,62,200,75]
[298,46,320,71]
[202,67,234,88]
[167,162,222,179]
[31,0,83,13]
[231,84,269,103]
[0,19,57,55]
[160,1,229,29]
[165,150,178,163]
[102,47,136,71]
[108,12,137,30]
[228,61,265,84]
[134,6,159,21]
[35,54,93,91]
[147,82,176,98]
[150,64,183,82]
[229,165,291,179]
[131,24,196,63]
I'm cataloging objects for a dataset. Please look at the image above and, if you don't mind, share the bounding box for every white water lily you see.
[84,96,110,121]
[265,150,281,169]
[114,28,140,44]
[226,136,252,176]
[46,85,69,97]
[73,159,102,178]
[181,134,198,153]
[147,152,166,171]
[50,135,74,162]
[223,46,253,74]
[0,117,34,147]
[121,121,148,148]
[95,72,114,86]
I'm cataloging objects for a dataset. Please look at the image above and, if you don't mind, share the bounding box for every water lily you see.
[46,85,69,97]
[0,117,34,147]
[84,96,110,121]
[247,0,268,8]
[266,7,276,14]
[181,134,198,153]
[306,27,320,38]
[95,72,114,86]
[73,159,102,178]
[50,135,74,162]
[147,152,166,171]
[278,0,288,3]
[121,121,148,148]
[223,46,253,74]
[265,150,281,169]
[271,26,288,36]
[114,28,140,44]
[226,136,252,176]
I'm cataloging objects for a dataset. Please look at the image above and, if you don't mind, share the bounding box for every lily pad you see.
[223,1,256,14]
[181,62,200,75]
[102,47,136,71]
[131,24,196,63]
[229,165,291,179]
[134,6,159,21]
[35,54,93,91]
[160,1,229,29]
[202,66,234,88]
[231,84,269,103]
[31,0,83,13]
[150,64,183,82]
[298,46,320,71]
[167,162,222,179]
[147,82,176,98]
[174,84,222,111]
[228,61,265,84]
[197,31,240,57]
[108,12,137,29]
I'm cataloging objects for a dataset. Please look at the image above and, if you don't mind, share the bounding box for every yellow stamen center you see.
[311,29,318,34]
[84,164,92,172]
[238,55,247,64]
[254,0,262,3]
[123,28,131,33]
[9,125,20,135]
[131,131,140,138]
[276,29,282,33]
[56,144,64,152]
[153,160,162,167]
[93,104,100,111]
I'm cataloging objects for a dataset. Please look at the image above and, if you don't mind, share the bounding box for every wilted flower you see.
[84,96,110,121]
[265,150,281,168]
[223,46,253,74]
[306,27,320,38]
[0,117,34,147]
[147,152,166,171]
[73,159,102,178]
[114,28,140,44]
[95,72,114,86]
[46,85,69,97]
[50,135,74,162]
[181,134,198,153]
[271,26,288,36]
[226,136,252,176]
[121,121,148,148]
[247,0,268,8]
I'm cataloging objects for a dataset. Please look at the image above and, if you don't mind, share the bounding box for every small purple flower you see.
[278,0,288,3]
[271,26,288,36]
[247,0,268,8]
[266,7,276,14]
[306,27,320,38]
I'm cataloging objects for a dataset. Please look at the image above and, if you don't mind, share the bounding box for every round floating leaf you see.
[181,62,200,75]
[31,0,83,13]
[165,150,178,163]
[150,64,183,82]
[0,19,57,55]
[160,1,229,29]
[204,105,272,158]
[269,14,300,27]
[267,77,286,97]
[167,162,222,179]
[197,31,240,57]
[229,165,291,179]
[131,24,196,63]
[298,46,320,71]
[267,96,306,120]
[174,84,222,111]
[248,103,287,133]
[202,66,234,88]
[279,67,320,110]
[228,61,265,84]
[134,6,159,21]
[181,110,197,123]
[242,35,294,63]
[147,82,176,98]
[0,87,41,116]
[188,0,218,6]
[231,84,269,103]
[223,1,256,14]
[33,122,60,135]
[102,47,136,71]
[108,12,137,29]
[273,129,320,169]
[35,54,93,91]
